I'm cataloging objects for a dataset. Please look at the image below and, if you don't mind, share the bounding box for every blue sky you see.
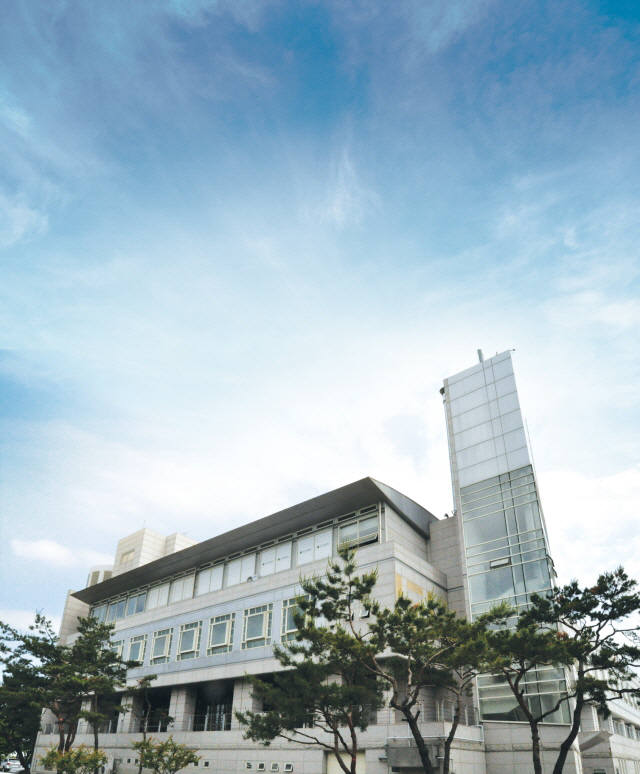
[1,0,639,629]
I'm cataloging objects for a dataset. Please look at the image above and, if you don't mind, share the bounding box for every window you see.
[227,554,256,586]
[281,597,303,642]
[259,542,292,576]
[195,565,224,596]
[111,640,124,658]
[242,604,272,649]
[338,516,378,549]
[150,628,173,664]
[91,604,107,623]
[297,529,332,566]
[169,574,195,604]
[128,634,147,664]
[106,599,126,622]
[126,592,147,616]
[119,549,135,565]
[469,565,515,604]
[208,613,235,655]
[147,583,170,610]
[177,622,202,661]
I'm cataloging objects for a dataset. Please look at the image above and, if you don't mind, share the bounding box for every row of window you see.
[111,598,302,665]
[612,718,640,741]
[92,512,379,625]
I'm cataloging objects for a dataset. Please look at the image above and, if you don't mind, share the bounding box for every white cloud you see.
[0,191,48,248]
[11,539,112,569]
[0,608,61,634]
[538,465,640,585]
[316,148,380,227]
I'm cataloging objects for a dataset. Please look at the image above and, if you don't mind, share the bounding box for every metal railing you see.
[376,700,481,727]
[40,701,480,736]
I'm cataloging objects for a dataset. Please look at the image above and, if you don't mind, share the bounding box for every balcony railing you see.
[39,701,479,736]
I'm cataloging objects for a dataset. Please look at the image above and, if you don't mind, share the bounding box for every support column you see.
[230,678,256,729]
[168,686,197,732]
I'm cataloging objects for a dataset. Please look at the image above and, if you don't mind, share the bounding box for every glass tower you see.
[442,350,569,722]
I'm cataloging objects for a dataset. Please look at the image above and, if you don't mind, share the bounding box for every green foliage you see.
[131,737,199,774]
[365,594,507,774]
[237,548,384,774]
[40,745,107,774]
[0,663,43,771]
[238,547,497,774]
[0,613,135,754]
[484,567,640,774]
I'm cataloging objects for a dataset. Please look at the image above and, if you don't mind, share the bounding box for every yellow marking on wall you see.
[407,580,425,599]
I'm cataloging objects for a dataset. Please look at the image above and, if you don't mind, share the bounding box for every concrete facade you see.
[32,352,640,774]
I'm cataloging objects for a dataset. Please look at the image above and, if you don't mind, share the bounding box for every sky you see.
[1,0,639,632]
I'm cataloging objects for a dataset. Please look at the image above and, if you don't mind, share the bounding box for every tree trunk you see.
[530,720,543,774]
[137,702,151,774]
[552,698,583,774]
[92,695,100,774]
[15,746,30,774]
[443,695,462,774]
[400,705,435,774]
[57,715,65,753]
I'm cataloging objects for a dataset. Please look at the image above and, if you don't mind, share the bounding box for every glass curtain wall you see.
[461,464,569,722]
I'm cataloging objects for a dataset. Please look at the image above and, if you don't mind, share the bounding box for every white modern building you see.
[32,351,640,774]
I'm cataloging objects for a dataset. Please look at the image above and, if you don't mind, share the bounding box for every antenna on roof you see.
[477,348,484,363]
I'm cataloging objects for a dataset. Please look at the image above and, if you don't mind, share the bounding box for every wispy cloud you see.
[0,192,48,248]
[0,608,61,634]
[312,148,380,227]
[11,539,113,568]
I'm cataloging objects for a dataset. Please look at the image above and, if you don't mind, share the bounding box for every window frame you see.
[128,634,147,664]
[281,597,304,642]
[150,628,173,664]
[207,613,235,655]
[242,604,273,649]
[177,621,202,661]
[195,564,224,596]
[147,582,170,610]
[337,515,379,550]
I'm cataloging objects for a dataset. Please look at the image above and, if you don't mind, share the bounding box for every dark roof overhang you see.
[72,477,438,605]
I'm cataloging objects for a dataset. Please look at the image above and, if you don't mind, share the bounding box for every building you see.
[33,351,640,774]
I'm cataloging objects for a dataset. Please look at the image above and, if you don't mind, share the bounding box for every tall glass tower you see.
[442,350,569,722]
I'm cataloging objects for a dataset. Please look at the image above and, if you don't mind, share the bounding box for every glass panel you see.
[515,501,540,533]
[195,568,211,595]
[275,542,292,571]
[152,631,170,661]
[135,593,146,613]
[464,511,508,546]
[147,583,169,609]
[126,597,137,616]
[181,629,195,651]
[226,558,242,586]
[297,536,314,565]
[210,622,228,646]
[523,559,551,593]
[314,529,332,559]
[240,555,255,581]
[338,523,358,545]
[260,548,275,576]
[286,606,297,632]
[246,613,264,640]
[169,578,183,604]
[359,517,377,539]
[469,565,514,603]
